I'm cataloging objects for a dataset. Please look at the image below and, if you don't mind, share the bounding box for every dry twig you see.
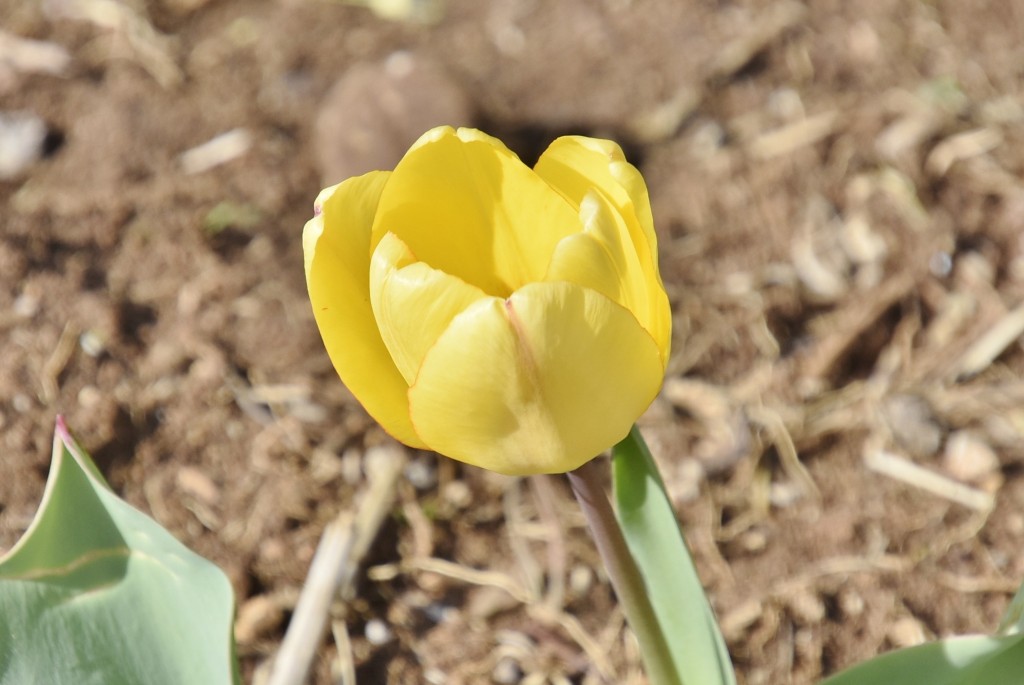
[267,445,405,685]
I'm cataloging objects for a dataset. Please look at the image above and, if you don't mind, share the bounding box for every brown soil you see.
[3,1,1024,683]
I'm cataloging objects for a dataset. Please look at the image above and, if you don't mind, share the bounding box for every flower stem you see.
[568,457,683,685]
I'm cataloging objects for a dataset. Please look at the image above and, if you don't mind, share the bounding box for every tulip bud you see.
[304,127,670,475]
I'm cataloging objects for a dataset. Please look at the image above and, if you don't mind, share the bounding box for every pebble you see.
[837,588,865,618]
[888,616,927,647]
[13,291,39,318]
[79,330,106,357]
[0,110,47,179]
[405,457,437,490]
[738,529,768,553]
[421,601,455,624]
[495,629,535,652]
[746,668,771,685]
[769,481,804,508]
[670,458,705,504]
[314,52,472,184]
[364,618,392,645]
[340,447,363,485]
[12,393,31,413]
[883,394,942,458]
[441,479,472,509]
[567,564,594,598]
[943,430,1000,484]
[689,119,726,159]
[423,667,446,685]
[77,385,102,409]
[786,590,826,625]
[492,657,522,684]
[929,250,954,277]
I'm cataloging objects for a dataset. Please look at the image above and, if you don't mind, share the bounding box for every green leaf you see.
[612,426,736,685]
[820,634,1024,685]
[0,418,239,685]
[998,579,1024,635]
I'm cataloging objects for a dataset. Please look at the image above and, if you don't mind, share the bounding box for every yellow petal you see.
[408,282,664,475]
[546,192,649,319]
[370,126,580,297]
[534,136,671,364]
[370,231,490,385]
[303,172,426,448]
[545,231,622,305]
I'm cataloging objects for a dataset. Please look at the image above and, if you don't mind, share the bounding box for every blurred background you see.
[2,0,1024,682]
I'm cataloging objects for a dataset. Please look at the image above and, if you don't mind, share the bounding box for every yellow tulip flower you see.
[303,126,671,475]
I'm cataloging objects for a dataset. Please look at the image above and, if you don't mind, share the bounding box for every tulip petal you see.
[534,136,671,363]
[303,172,426,448]
[408,282,664,475]
[546,192,649,319]
[370,231,490,385]
[545,232,622,305]
[370,126,580,297]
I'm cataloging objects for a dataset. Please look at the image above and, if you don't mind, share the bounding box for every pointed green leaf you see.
[612,426,737,685]
[0,418,239,685]
[820,634,1024,685]
[998,580,1024,635]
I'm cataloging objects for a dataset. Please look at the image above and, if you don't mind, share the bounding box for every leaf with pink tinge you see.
[0,418,239,685]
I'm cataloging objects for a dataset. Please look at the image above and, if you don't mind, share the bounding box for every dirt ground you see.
[3,0,1024,683]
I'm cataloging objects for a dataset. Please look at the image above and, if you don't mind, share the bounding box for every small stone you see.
[769,480,804,508]
[747,668,771,685]
[259,538,287,565]
[309,447,345,483]
[794,627,819,661]
[888,616,927,648]
[405,457,437,490]
[79,330,106,357]
[883,394,942,458]
[13,292,39,318]
[441,480,472,509]
[786,590,826,625]
[669,458,705,504]
[423,667,446,685]
[12,393,31,413]
[495,629,535,652]
[421,602,455,624]
[767,87,805,122]
[364,618,392,645]
[567,564,594,598]
[492,657,523,684]
[314,52,473,185]
[738,529,768,553]
[690,119,726,159]
[929,250,953,277]
[0,111,47,179]
[340,447,363,485]
[838,588,864,618]
[943,430,1000,484]
[77,385,102,409]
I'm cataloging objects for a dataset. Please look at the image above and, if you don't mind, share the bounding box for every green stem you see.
[568,457,683,685]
